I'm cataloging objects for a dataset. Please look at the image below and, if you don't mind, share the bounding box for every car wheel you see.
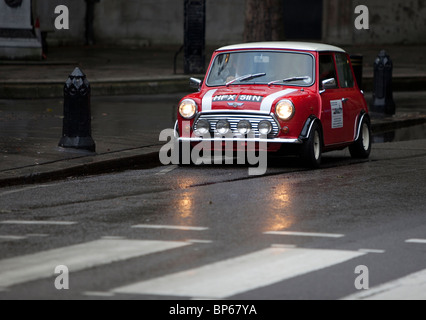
[300,122,322,168]
[350,117,371,159]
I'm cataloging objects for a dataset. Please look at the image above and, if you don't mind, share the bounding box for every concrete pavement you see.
[1,44,426,187]
[1,44,426,99]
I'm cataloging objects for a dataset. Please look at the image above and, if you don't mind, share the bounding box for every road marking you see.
[0,184,58,197]
[0,220,77,226]
[112,246,365,299]
[0,239,190,288]
[101,236,126,240]
[156,165,178,175]
[186,239,213,244]
[132,224,208,231]
[264,231,345,238]
[0,235,27,241]
[405,239,426,244]
[83,291,116,297]
[358,249,386,254]
[271,244,297,249]
[342,268,426,300]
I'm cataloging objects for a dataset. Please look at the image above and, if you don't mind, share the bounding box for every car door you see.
[319,53,346,146]
[334,52,360,142]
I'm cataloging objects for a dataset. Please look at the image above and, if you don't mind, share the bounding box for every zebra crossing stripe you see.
[113,246,366,299]
[342,268,426,300]
[0,239,190,288]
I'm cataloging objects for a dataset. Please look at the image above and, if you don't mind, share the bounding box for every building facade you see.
[31,0,426,47]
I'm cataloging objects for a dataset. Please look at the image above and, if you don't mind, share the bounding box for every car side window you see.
[335,53,355,88]
[319,54,338,89]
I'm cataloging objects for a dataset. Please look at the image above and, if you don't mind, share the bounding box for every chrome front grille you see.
[193,112,280,138]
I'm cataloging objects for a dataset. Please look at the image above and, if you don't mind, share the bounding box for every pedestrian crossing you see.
[342,268,426,300]
[0,222,426,299]
[0,238,190,288]
[112,246,365,299]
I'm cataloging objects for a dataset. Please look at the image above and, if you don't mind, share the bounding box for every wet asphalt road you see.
[1,93,426,301]
[1,138,426,300]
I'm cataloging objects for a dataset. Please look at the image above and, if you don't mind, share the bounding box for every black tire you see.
[350,117,372,159]
[300,122,322,168]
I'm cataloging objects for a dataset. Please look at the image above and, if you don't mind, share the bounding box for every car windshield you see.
[206,51,315,87]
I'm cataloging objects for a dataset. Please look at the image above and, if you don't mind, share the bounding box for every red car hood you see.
[200,86,300,113]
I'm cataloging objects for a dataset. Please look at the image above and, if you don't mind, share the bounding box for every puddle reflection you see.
[264,183,296,232]
[373,123,426,143]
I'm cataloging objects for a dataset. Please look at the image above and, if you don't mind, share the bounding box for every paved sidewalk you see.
[1,44,426,99]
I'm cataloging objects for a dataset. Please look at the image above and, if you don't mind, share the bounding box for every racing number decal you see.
[331,100,344,129]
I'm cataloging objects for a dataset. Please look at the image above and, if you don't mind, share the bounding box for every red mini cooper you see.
[175,42,371,168]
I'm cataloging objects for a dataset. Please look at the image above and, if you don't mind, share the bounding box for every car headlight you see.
[276,99,295,121]
[179,99,197,119]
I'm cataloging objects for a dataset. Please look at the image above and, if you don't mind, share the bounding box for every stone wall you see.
[35,0,245,46]
[323,0,426,45]
[32,0,426,46]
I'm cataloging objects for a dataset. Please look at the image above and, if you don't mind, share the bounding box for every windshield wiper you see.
[226,73,266,86]
[268,76,310,86]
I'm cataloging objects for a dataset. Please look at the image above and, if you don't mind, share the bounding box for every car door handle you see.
[342,98,349,103]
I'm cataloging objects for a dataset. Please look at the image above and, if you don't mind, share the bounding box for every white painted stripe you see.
[101,236,126,240]
[26,234,49,238]
[83,291,116,297]
[132,224,208,231]
[0,239,190,288]
[358,249,385,254]
[201,89,218,111]
[405,239,426,244]
[186,239,213,244]
[0,235,27,241]
[0,184,58,197]
[156,165,178,175]
[264,231,345,238]
[342,268,426,300]
[260,89,298,112]
[0,220,77,226]
[271,244,297,249]
[113,247,365,299]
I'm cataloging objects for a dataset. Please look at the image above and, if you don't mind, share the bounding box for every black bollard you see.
[58,67,96,152]
[371,50,396,115]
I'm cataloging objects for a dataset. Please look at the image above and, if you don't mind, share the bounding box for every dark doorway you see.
[283,0,323,40]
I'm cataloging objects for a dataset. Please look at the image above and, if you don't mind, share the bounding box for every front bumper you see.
[177,137,302,144]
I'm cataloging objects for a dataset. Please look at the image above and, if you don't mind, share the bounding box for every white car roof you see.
[217,42,346,53]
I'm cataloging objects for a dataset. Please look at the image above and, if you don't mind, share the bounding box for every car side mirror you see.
[190,77,202,91]
[321,78,337,92]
